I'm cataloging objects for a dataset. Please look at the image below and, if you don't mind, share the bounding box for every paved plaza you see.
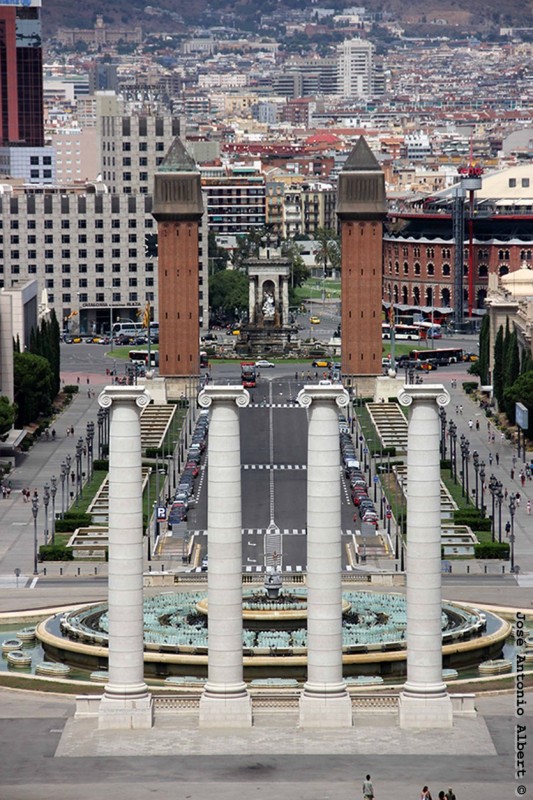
[0,353,531,798]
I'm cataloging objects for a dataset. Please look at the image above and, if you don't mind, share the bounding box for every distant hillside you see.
[42,0,533,40]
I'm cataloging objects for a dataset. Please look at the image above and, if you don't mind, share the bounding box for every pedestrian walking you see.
[513,456,517,468]
[86,376,90,385]
[526,465,532,479]
[491,432,495,443]
[488,453,493,466]
[520,471,526,487]
[468,419,473,429]
[459,405,463,414]
[504,487,508,500]
[455,405,459,415]
[516,492,521,507]
[501,431,505,442]
[1,486,6,499]
[51,428,56,440]
[511,468,515,480]
[505,521,511,537]
[447,789,456,800]
[527,500,531,515]
[70,426,74,436]
[362,774,374,800]
[421,786,433,800]
[76,376,80,385]
[495,453,499,466]
[475,419,480,431]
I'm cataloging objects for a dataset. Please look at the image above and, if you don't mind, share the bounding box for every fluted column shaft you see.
[399,384,450,697]
[198,386,250,711]
[298,385,352,727]
[99,387,151,701]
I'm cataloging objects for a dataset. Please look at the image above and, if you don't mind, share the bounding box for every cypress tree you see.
[478,314,490,385]
[493,325,505,409]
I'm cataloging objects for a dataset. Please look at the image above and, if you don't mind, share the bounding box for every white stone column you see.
[281,276,290,327]
[249,276,257,325]
[198,385,252,728]
[398,384,453,729]
[298,384,352,728]
[97,386,153,729]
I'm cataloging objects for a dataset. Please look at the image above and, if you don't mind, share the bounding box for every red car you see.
[185,462,199,477]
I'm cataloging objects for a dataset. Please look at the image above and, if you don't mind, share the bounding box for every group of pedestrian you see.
[66,426,75,437]
[362,776,456,800]
[420,789,456,800]
[1,480,11,499]
[21,488,37,503]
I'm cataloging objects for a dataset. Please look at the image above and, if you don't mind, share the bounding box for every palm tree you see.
[313,227,340,277]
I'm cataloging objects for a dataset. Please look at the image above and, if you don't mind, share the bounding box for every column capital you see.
[98,386,151,410]
[297,384,349,410]
[198,385,250,409]
[398,384,450,409]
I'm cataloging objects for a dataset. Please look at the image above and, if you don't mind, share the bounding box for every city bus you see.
[200,351,209,369]
[409,347,464,364]
[382,323,421,341]
[240,361,257,388]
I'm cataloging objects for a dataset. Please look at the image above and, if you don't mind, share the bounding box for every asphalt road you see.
[186,370,392,572]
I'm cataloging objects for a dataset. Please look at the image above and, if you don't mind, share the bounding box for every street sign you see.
[156,506,166,521]
[373,475,378,483]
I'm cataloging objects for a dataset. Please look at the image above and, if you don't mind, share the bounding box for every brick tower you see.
[152,138,203,382]
[337,137,387,394]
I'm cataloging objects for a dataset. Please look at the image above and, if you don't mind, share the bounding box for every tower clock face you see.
[144,233,158,258]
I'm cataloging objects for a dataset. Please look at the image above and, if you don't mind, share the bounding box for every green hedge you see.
[63,385,79,394]
[462,382,478,394]
[474,542,510,559]
[39,544,74,561]
[93,459,109,471]
[55,514,92,533]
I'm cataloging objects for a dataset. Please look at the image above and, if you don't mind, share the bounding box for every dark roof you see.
[158,137,198,173]
[342,136,381,172]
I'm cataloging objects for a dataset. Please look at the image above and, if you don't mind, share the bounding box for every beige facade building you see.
[485,263,533,379]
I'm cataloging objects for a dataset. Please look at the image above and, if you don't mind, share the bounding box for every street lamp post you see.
[97,408,104,459]
[65,454,72,511]
[472,450,479,509]
[489,474,497,542]
[496,483,503,544]
[509,492,516,572]
[32,495,39,576]
[439,407,447,461]
[86,420,95,480]
[75,438,83,507]
[43,482,50,546]
[50,476,57,545]
[479,462,486,517]
[460,434,466,497]
[60,463,66,519]
[448,420,457,483]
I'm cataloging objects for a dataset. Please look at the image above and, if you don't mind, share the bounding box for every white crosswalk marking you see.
[250,403,301,409]
[242,464,307,471]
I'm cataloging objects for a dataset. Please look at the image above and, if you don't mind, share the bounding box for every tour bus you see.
[418,322,442,339]
[129,349,159,367]
[240,362,257,388]
[381,323,421,341]
[200,351,209,369]
[409,347,464,364]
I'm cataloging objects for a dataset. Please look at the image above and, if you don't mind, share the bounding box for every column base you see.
[199,684,252,728]
[299,685,352,728]
[398,689,453,729]
[98,689,153,730]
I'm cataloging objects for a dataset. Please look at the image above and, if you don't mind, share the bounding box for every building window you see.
[62,279,71,288]
[122,173,131,182]
[113,293,121,302]
[61,220,70,229]
[95,264,104,273]
[479,264,488,277]
[78,220,87,229]
[112,278,121,287]
[112,234,120,243]
[95,249,104,258]
[128,220,137,229]
[61,249,71,259]
[78,293,88,303]
[79,264,88,273]
[79,279,88,288]
[96,279,105,287]
[61,234,70,243]
[96,293,105,302]
[442,263,451,276]
[112,220,121,229]
[509,178,516,188]
[112,249,121,258]
[128,248,137,257]
[112,264,121,273]
[427,263,435,276]
[129,292,138,302]
[414,262,421,276]
[62,294,71,303]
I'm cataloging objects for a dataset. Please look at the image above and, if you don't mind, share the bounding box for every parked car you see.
[255,360,275,368]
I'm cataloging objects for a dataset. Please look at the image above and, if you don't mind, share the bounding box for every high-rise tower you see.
[337,137,387,394]
[152,138,203,382]
[0,0,44,148]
